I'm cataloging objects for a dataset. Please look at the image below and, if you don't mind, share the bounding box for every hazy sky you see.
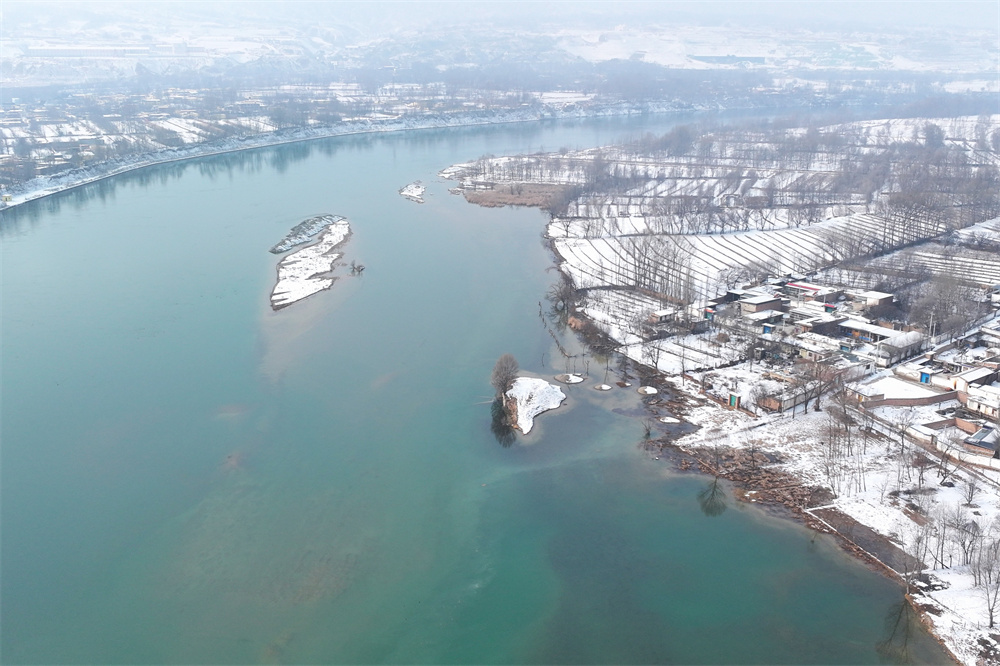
[5,0,999,34]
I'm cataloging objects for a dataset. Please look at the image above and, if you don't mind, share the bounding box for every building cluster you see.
[658,272,1000,442]
[709,276,927,367]
[869,321,1000,462]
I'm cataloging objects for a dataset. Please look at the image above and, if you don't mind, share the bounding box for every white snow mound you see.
[399,181,425,203]
[506,377,566,434]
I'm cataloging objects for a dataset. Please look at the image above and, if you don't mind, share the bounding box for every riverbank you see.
[632,368,993,665]
[0,100,703,213]
[441,122,1000,663]
[448,194,993,666]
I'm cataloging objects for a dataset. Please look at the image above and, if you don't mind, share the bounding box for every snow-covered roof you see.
[791,301,831,314]
[883,330,924,349]
[955,366,995,384]
[966,426,998,450]
[740,293,781,305]
[840,318,899,338]
[864,375,940,400]
[745,309,784,321]
[796,331,844,351]
[786,281,839,296]
[858,290,893,301]
[786,281,823,292]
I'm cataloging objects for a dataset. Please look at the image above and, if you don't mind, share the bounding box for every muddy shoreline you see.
[640,382,965,664]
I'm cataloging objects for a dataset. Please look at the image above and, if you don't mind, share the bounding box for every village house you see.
[851,290,895,309]
[783,281,844,303]
[966,381,1000,421]
[964,425,999,457]
[739,293,784,315]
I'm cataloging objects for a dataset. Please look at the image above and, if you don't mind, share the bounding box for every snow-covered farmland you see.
[553,212,908,301]
[446,114,1000,363]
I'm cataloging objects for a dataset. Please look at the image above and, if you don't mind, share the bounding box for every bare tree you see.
[973,527,1000,629]
[491,354,519,397]
[964,477,982,507]
[938,432,964,485]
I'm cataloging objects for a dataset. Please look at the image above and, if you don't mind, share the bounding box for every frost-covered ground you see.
[270,217,350,310]
[506,377,566,434]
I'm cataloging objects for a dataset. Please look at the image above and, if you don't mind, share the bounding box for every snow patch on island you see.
[506,377,566,434]
[399,181,425,203]
[270,214,344,254]
[270,218,350,310]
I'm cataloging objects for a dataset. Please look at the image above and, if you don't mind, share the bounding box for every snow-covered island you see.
[270,216,351,310]
[505,377,566,434]
[399,181,426,203]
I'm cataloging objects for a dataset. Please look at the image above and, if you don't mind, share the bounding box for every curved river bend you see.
[1,117,950,664]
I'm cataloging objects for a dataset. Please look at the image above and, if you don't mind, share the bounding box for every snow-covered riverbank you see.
[0,101,699,212]
[665,381,1000,665]
[442,113,1000,664]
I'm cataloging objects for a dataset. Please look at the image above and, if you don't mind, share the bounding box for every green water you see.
[2,117,951,664]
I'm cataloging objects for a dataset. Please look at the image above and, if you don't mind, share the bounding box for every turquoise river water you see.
[1,116,951,664]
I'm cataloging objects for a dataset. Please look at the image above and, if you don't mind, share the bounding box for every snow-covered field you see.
[553,212,905,301]
[270,217,350,310]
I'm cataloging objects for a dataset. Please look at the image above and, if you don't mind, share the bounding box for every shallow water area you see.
[1,115,952,664]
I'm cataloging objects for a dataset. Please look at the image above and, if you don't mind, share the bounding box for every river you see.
[1,116,951,664]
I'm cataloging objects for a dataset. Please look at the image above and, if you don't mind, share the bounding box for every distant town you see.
[2,2,997,200]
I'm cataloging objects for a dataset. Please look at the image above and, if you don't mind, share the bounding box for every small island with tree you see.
[491,353,566,440]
